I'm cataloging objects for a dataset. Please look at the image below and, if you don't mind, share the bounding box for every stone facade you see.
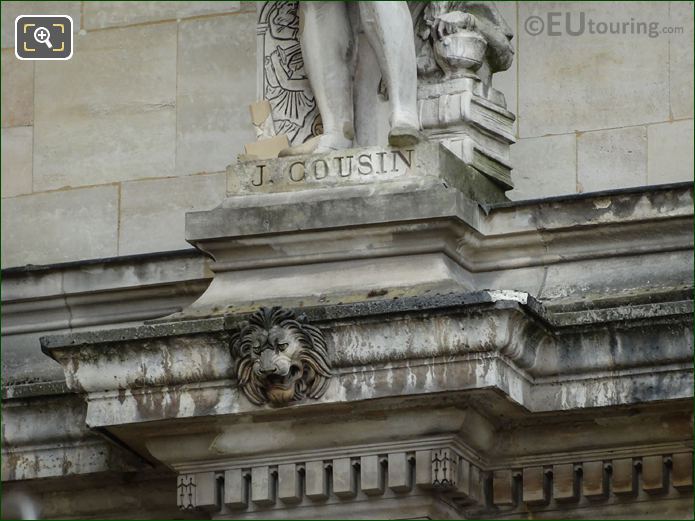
[1,1,693,268]
[1,2,693,519]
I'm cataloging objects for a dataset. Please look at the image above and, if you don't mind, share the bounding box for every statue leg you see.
[359,1,422,146]
[285,1,354,155]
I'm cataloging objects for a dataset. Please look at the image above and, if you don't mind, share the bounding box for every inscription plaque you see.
[226,143,507,204]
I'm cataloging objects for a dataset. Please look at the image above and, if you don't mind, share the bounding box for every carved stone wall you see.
[256,2,321,145]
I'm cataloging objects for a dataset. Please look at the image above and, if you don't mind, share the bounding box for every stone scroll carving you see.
[230,307,331,406]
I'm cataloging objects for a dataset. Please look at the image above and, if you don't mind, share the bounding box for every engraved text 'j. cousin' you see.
[252,149,415,187]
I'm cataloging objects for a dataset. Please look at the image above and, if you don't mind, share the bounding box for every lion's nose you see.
[259,349,277,374]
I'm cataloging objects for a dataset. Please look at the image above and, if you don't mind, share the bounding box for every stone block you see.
[578,126,647,193]
[332,458,356,498]
[251,466,273,505]
[1,50,33,127]
[223,469,246,508]
[452,459,473,498]
[304,461,327,500]
[669,1,694,119]
[611,458,635,495]
[552,463,577,501]
[388,453,410,492]
[415,450,433,488]
[119,172,226,256]
[522,466,546,505]
[1,2,81,48]
[277,464,301,503]
[227,142,506,203]
[491,1,518,136]
[193,472,219,511]
[33,23,176,190]
[641,455,665,493]
[1,185,118,267]
[507,134,576,200]
[2,331,67,385]
[518,2,670,137]
[581,461,606,499]
[176,12,256,175]
[84,2,241,30]
[1,126,33,198]
[671,452,694,490]
[647,120,695,184]
[492,469,514,506]
[360,455,384,496]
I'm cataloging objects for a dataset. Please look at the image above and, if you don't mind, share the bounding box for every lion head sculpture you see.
[230,307,332,406]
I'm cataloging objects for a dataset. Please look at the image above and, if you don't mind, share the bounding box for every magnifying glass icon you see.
[33,26,53,49]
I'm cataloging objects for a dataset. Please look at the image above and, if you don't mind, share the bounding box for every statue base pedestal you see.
[418,78,516,190]
[227,141,506,201]
[178,143,507,317]
[418,77,516,190]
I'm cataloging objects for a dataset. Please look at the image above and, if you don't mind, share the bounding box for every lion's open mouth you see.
[265,365,302,390]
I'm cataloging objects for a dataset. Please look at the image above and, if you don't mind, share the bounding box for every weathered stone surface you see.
[1,250,210,393]
[492,469,514,506]
[2,394,141,481]
[671,452,694,490]
[224,469,247,508]
[611,458,635,495]
[1,126,33,198]
[33,23,176,190]
[227,142,506,202]
[332,458,356,498]
[176,12,256,175]
[277,464,301,503]
[0,1,81,48]
[669,1,694,119]
[251,466,273,505]
[582,461,607,499]
[3,4,694,520]
[1,50,33,128]
[518,2,669,137]
[41,288,693,427]
[491,1,518,136]
[1,185,118,267]
[552,464,577,501]
[578,126,647,192]
[642,455,666,493]
[3,470,192,520]
[32,273,694,517]
[305,461,327,499]
[522,466,547,505]
[184,180,692,315]
[508,134,576,200]
[84,1,241,30]
[647,120,695,184]
[119,173,225,256]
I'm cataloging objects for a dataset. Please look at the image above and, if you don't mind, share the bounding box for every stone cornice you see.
[180,182,693,317]
[40,291,692,428]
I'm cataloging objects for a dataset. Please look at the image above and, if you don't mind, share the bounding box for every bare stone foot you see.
[279,134,353,157]
[388,125,425,147]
